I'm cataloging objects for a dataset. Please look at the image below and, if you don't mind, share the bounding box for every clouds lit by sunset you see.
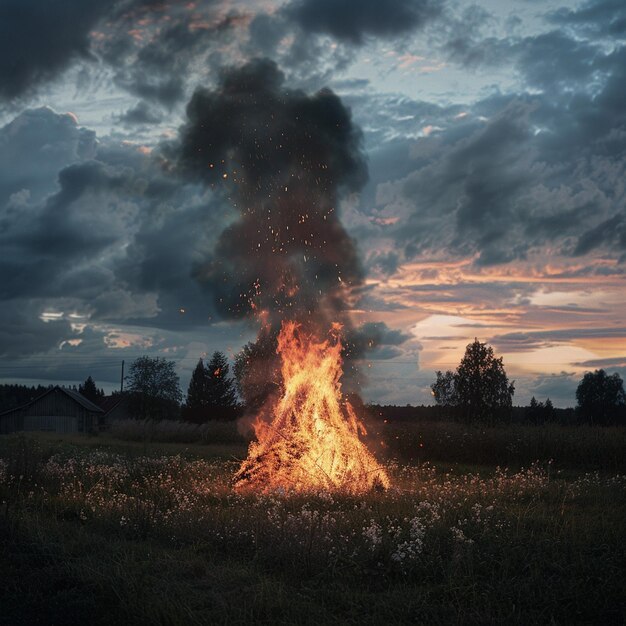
[1,0,625,407]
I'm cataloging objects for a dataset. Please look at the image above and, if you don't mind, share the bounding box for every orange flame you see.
[234,321,390,493]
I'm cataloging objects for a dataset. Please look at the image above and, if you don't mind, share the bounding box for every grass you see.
[0,423,625,625]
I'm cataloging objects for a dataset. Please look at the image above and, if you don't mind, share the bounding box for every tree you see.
[544,398,555,421]
[431,339,514,424]
[455,339,514,424]
[526,396,557,424]
[431,370,458,406]
[78,376,104,406]
[185,359,209,412]
[431,370,458,419]
[233,332,280,410]
[205,352,238,419]
[126,356,182,420]
[576,369,626,425]
[183,353,239,421]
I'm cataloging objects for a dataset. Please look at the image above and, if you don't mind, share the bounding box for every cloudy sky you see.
[1,0,625,407]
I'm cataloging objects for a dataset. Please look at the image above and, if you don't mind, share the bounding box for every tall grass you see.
[108,418,246,445]
[0,434,625,624]
[374,419,626,472]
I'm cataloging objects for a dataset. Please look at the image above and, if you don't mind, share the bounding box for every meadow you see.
[0,420,625,625]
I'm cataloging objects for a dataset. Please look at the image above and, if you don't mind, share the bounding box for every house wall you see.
[23,415,78,433]
[0,412,22,434]
[0,388,98,434]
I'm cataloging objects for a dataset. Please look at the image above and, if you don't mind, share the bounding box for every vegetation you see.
[0,383,52,412]
[109,418,244,446]
[527,396,556,424]
[233,332,280,410]
[183,353,239,422]
[125,356,182,420]
[576,369,626,425]
[432,339,515,424]
[0,431,624,625]
[78,376,105,406]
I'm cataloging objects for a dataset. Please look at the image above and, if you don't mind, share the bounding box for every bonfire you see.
[234,321,390,493]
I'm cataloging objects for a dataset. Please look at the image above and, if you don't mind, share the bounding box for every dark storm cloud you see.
[527,372,578,407]
[173,58,367,329]
[549,0,626,38]
[491,328,626,353]
[0,107,96,206]
[0,109,157,325]
[284,0,442,45]
[0,0,241,106]
[372,29,626,267]
[0,0,182,102]
[439,3,612,95]
[0,105,243,362]
[515,31,602,93]
[103,17,225,107]
[573,215,625,257]
[344,322,412,361]
[0,0,115,100]
[1,159,134,301]
[0,301,73,358]
[574,356,626,368]
[246,0,444,91]
[117,101,164,126]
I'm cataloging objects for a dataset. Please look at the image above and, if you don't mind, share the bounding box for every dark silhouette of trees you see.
[126,356,182,420]
[78,376,104,406]
[431,370,458,417]
[576,369,625,424]
[0,384,51,412]
[183,353,239,421]
[205,352,238,416]
[185,359,209,414]
[233,333,280,411]
[527,396,556,424]
[431,339,514,424]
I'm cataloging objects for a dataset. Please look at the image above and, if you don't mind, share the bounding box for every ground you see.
[0,422,625,625]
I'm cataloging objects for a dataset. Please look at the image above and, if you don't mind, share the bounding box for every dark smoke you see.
[172,58,372,404]
[176,58,368,331]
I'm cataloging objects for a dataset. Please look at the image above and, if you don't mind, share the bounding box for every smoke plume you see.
[175,58,367,331]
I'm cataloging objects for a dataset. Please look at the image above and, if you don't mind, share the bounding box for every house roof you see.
[0,385,104,417]
[61,388,104,413]
[100,394,127,415]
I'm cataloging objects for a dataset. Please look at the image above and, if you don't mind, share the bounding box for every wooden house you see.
[100,394,133,428]
[0,386,104,435]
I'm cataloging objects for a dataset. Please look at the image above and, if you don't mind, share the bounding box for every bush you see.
[108,419,246,445]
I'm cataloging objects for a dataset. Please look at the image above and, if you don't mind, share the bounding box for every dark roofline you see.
[62,387,104,413]
[0,385,104,417]
[100,394,124,415]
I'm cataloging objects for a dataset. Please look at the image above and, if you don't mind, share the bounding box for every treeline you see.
[2,338,625,426]
[368,404,581,425]
[0,377,106,413]
[428,338,626,426]
[122,352,241,422]
[0,384,53,412]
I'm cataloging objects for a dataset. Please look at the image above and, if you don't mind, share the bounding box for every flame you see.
[234,321,390,493]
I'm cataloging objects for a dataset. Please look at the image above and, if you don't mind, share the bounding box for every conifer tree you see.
[186,359,208,410]
[206,351,238,418]
[79,375,105,405]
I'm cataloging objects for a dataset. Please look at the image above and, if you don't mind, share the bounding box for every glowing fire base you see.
[234,321,390,494]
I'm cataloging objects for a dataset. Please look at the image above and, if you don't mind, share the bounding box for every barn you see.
[100,394,132,427]
[0,386,104,435]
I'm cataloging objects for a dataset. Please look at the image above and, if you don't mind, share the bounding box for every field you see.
[1,421,625,625]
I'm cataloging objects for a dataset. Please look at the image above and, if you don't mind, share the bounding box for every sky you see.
[0,0,625,407]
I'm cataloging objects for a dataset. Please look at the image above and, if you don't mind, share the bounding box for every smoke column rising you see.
[175,58,368,331]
